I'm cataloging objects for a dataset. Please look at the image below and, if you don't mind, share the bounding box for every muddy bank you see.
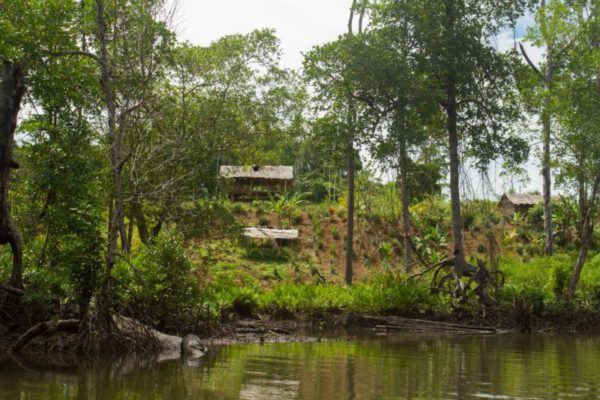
[4,308,600,358]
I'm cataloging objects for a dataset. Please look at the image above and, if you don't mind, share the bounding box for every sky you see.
[176,1,546,199]
[176,0,352,69]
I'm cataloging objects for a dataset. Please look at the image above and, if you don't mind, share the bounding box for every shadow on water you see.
[1,333,600,399]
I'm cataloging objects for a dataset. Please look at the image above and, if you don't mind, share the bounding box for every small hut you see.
[498,193,543,217]
[219,165,294,201]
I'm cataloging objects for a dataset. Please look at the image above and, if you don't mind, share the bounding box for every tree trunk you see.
[398,137,413,271]
[96,0,118,333]
[133,200,150,245]
[542,59,554,256]
[444,0,468,276]
[567,213,592,299]
[567,176,600,299]
[447,88,467,273]
[0,61,26,290]
[345,147,355,286]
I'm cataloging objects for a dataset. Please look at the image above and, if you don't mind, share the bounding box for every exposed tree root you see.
[409,254,501,308]
[7,315,187,356]
[0,284,24,296]
[8,319,80,354]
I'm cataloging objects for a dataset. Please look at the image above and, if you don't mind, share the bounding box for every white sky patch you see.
[176,0,352,69]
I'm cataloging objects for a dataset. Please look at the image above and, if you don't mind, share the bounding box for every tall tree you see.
[352,9,442,271]
[548,0,600,298]
[0,0,80,292]
[375,0,530,295]
[521,0,576,255]
[304,0,370,285]
[92,0,175,330]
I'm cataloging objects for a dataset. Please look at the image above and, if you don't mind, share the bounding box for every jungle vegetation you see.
[1,0,600,351]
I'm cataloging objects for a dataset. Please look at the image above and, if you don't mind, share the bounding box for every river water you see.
[1,333,600,399]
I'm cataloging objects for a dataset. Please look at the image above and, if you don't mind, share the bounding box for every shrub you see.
[379,241,393,259]
[114,230,200,329]
[527,203,544,230]
[551,262,571,300]
[291,209,303,225]
[177,198,239,239]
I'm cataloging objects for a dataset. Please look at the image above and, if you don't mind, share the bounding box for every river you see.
[1,333,600,399]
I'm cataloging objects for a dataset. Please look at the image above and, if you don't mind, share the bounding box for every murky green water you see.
[2,334,600,399]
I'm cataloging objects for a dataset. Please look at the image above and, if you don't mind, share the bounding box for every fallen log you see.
[8,315,207,358]
[357,315,496,334]
[0,283,24,296]
[8,319,80,354]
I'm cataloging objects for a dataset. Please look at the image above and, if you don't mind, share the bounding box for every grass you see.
[123,198,600,326]
[196,247,600,322]
[201,272,442,317]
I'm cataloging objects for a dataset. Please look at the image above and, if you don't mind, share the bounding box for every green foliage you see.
[269,192,310,226]
[114,230,200,327]
[527,203,545,230]
[257,274,439,315]
[410,197,450,229]
[497,254,577,306]
[242,242,292,263]
[379,241,393,260]
[177,199,241,239]
[331,225,340,240]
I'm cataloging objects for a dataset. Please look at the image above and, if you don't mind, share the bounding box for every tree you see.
[520,0,577,256]
[351,8,443,271]
[91,0,175,331]
[125,29,297,244]
[19,34,104,318]
[0,0,81,293]
[304,0,372,285]
[548,0,600,298]
[375,0,530,300]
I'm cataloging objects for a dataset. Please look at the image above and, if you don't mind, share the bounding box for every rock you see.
[181,334,207,359]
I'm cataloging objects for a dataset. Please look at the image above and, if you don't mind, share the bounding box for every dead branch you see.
[0,283,24,296]
[8,319,80,354]
[406,258,452,281]
[519,42,543,79]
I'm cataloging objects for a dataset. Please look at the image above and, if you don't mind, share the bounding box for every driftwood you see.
[8,315,206,359]
[357,315,496,334]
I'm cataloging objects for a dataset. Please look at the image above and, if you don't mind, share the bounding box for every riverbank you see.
[5,307,600,360]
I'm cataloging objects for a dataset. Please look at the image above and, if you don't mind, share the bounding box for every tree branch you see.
[519,42,543,79]
[44,50,100,64]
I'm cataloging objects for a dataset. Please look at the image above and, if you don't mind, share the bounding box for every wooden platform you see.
[242,227,299,240]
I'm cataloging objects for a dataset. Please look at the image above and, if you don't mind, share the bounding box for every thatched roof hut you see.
[219,165,294,201]
[498,193,543,217]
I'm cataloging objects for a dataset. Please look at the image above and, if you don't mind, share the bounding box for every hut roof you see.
[500,193,543,206]
[219,165,294,181]
[242,227,299,240]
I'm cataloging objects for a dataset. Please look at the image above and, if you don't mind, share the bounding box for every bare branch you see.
[519,42,543,79]
[348,0,358,35]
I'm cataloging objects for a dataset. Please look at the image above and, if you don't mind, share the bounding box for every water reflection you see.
[1,334,600,399]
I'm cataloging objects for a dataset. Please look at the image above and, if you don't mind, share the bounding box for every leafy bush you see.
[177,198,240,239]
[114,230,200,329]
[527,203,544,230]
